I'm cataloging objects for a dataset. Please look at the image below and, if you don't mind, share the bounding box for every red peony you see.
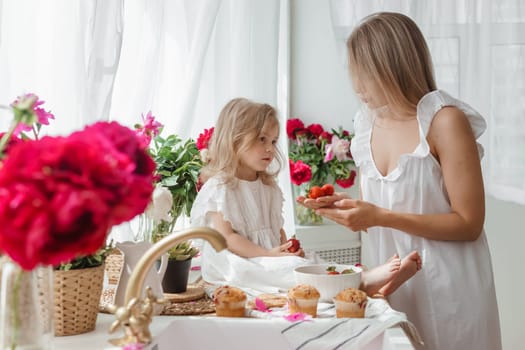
[289,159,312,186]
[0,121,155,270]
[306,123,324,138]
[336,170,357,189]
[196,127,214,151]
[286,118,305,139]
[319,131,333,143]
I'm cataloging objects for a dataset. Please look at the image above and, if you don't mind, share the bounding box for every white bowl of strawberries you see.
[294,264,362,302]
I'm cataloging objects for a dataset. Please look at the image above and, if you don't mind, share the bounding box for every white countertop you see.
[53,313,416,350]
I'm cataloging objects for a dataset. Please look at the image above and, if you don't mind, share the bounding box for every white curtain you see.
[0,0,295,234]
[329,0,525,205]
[0,0,124,135]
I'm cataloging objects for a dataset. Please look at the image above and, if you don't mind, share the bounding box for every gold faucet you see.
[108,226,227,346]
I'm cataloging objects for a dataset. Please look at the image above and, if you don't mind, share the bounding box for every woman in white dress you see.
[298,12,501,350]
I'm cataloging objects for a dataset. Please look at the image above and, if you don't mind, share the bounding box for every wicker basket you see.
[104,248,124,285]
[53,264,105,336]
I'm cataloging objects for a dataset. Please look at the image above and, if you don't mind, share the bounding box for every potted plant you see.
[53,244,114,336]
[152,238,199,293]
[135,114,205,294]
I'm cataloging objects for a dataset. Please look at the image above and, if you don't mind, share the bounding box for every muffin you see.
[212,285,247,317]
[333,287,368,318]
[287,284,320,317]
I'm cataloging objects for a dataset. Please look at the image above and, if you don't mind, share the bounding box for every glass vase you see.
[292,184,324,226]
[0,257,53,350]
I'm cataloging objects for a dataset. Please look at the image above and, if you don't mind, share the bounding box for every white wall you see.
[290,1,525,349]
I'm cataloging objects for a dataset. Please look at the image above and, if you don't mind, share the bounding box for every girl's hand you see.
[269,242,305,258]
[296,192,349,210]
[316,198,384,232]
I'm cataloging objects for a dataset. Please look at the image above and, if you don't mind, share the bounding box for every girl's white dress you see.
[190,175,313,293]
[351,90,501,350]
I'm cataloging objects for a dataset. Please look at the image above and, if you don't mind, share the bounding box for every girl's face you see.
[351,72,387,110]
[237,123,279,181]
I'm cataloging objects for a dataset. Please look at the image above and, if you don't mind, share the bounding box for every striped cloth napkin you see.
[248,297,423,350]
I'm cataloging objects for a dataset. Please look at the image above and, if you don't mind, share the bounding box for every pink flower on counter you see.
[283,312,312,322]
[254,298,272,313]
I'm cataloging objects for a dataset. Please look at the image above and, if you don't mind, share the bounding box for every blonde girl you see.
[191,98,308,292]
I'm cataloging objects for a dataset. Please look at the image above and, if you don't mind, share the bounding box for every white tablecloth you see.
[53,311,418,350]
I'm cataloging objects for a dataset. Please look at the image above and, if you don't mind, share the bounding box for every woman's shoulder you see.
[417,90,486,138]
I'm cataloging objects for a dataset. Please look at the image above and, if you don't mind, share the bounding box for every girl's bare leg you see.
[377,250,422,296]
[360,254,401,296]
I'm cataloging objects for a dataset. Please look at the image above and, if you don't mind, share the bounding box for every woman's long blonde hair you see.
[200,97,283,185]
[346,12,437,116]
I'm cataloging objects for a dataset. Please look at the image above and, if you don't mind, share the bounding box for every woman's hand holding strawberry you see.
[296,183,350,210]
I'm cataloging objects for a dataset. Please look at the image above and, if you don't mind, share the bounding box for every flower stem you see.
[0,119,20,157]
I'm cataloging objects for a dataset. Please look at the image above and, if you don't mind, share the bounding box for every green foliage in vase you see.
[150,134,203,232]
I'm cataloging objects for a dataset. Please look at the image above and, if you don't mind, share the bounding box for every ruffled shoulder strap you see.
[417,90,487,158]
[189,175,239,228]
[350,106,373,168]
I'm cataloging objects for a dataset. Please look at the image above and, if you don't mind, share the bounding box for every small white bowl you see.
[294,264,362,302]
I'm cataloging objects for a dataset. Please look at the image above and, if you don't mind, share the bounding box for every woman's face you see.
[351,72,388,110]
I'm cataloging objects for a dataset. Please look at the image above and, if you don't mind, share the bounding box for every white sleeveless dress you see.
[350,90,501,350]
[190,175,314,293]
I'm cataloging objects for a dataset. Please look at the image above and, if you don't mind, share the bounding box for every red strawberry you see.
[321,184,334,196]
[308,186,324,199]
[287,238,301,253]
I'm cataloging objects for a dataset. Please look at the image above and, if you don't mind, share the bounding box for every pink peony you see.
[324,135,352,162]
[135,111,163,148]
[10,93,55,137]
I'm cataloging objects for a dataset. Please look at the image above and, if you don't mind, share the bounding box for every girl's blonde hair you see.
[200,97,283,185]
[346,12,437,116]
